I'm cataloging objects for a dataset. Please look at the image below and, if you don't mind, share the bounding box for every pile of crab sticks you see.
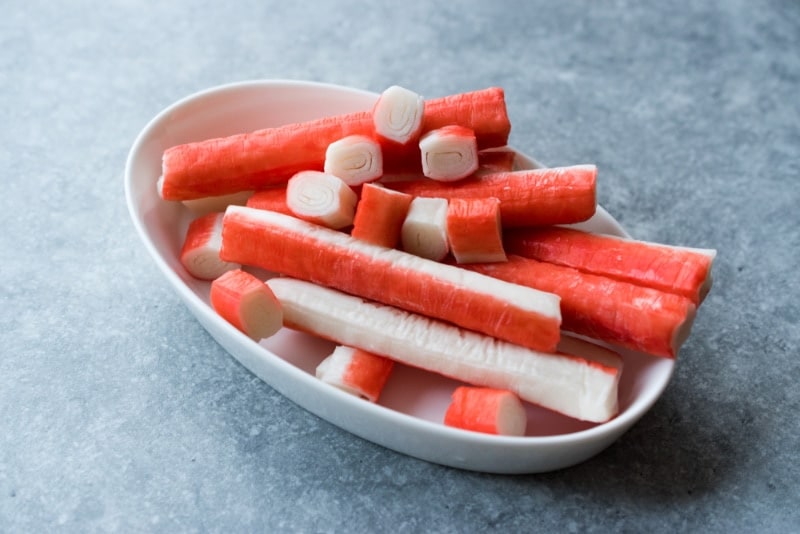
[161,85,716,436]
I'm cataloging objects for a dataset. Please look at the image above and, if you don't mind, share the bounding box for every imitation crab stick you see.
[266,277,621,423]
[504,226,716,305]
[384,165,597,227]
[323,135,383,186]
[179,212,240,280]
[419,125,479,181]
[160,87,511,201]
[372,85,425,145]
[443,387,527,436]
[446,197,507,264]
[220,206,562,352]
[182,190,253,216]
[350,183,413,248]
[400,197,450,261]
[244,186,292,215]
[209,269,283,340]
[316,345,395,403]
[285,171,358,229]
[463,255,697,358]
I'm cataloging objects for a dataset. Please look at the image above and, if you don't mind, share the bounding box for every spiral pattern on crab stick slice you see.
[372,85,425,145]
[266,277,621,423]
[219,206,562,353]
[285,171,358,229]
[419,125,479,182]
[323,135,383,186]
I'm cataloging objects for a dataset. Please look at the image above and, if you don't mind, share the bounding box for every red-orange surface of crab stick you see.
[384,165,597,228]
[463,255,696,358]
[350,183,413,248]
[219,206,562,353]
[209,269,283,341]
[446,197,507,264]
[316,345,395,403]
[160,87,511,201]
[443,387,527,436]
[504,226,716,305]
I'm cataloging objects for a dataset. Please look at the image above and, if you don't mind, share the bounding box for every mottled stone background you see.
[1,1,798,531]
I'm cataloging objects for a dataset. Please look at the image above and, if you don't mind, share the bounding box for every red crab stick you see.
[350,184,413,248]
[245,186,292,214]
[464,255,697,358]
[446,197,507,264]
[504,226,716,305]
[266,277,621,423]
[220,206,562,353]
[160,87,511,201]
[316,345,395,403]
[209,269,283,340]
[444,387,527,436]
[384,165,597,227]
[179,212,240,280]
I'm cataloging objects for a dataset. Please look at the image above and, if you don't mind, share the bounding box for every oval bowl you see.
[124,80,675,474]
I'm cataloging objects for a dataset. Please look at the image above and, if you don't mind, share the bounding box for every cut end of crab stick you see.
[266,277,615,423]
[401,197,450,261]
[210,269,283,340]
[179,212,240,280]
[323,135,383,186]
[286,170,358,229]
[419,125,479,182]
[446,197,507,264]
[372,85,425,145]
[316,345,395,403]
[351,183,413,248]
[443,387,527,436]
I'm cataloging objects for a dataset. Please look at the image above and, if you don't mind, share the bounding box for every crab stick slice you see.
[464,255,697,358]
[220,206,562,353]
[286,171,358,229]
[179,212,240,280]
[350,183,413,248]
[316,345,395,403]
[245,186,292,215]
[447,197,507,264]
[372,85,425,145]
[504,226,716,305]
[443,387,527,436]
[160,88,510,201]
[419,125,479,182]
[323,135,383,186]
[384,165,597,227]
[267,277,620,423]
[400,197,450,261]
[210,269,283,340]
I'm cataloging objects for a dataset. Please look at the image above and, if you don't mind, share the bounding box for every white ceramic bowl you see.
[124,80,675,474]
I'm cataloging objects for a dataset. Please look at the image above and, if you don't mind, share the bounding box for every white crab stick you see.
[285,170,358,229]
[267,277,622,423]
[400,197,450,261]
[323,135,383,186]
[372,85,425,145]
[419,125,479,181]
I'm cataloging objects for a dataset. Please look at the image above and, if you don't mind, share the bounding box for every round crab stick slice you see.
[316,345,395,403]
[179,212,240,280]
[446,197,507,264]
[443,387,527,436]
[286,170,358,229]
[372,85,425,145]
[400,197,450,261]
[323,135,383,186]
[419,125,479,182]
[210,269,283,341]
